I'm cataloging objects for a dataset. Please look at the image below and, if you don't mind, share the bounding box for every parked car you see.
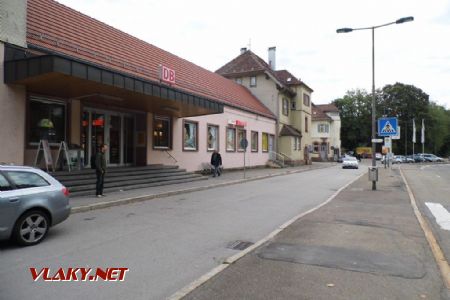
[0,165,71,246]
[412,154,426,163]
[375,153,382,160]
[342,156,359,169]
[405,156,415,163]
[422,154,445,162]
[392,155,405,164]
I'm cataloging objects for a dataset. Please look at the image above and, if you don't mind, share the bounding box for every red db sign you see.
[160,65,176,84]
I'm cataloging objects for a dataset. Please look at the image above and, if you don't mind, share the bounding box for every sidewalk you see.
[70,162,334,213]
[182,167,449,300]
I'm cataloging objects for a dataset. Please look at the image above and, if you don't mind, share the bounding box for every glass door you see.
[91,112,106,162]
[109,115,122,165]
[123,116,134,164]
[82,108,134,167]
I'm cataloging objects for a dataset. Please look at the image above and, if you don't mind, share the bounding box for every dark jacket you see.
[95,151,107,173]
[210,152,222,167]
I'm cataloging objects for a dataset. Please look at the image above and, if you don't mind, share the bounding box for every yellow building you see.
[216,48,313,165]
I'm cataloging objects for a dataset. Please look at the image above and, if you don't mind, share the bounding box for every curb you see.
[71,164,334,214]
[399,167,450,290]
[166,170,366,300]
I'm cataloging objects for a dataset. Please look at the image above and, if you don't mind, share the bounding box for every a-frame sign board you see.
[34,139,55,172]
[55,141,72,172]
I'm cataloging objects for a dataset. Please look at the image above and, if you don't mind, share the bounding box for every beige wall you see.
[0,42,26,164]
[239,74,279,115]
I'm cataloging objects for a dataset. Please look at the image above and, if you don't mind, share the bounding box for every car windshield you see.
[344,157,357,161]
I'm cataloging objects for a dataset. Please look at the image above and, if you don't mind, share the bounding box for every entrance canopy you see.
[5,53,223,117]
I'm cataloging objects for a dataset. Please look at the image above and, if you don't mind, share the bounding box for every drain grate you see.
[227,240,254,251]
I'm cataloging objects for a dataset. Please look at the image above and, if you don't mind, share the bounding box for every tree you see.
[333,89,377,151]
[378,83,430,155]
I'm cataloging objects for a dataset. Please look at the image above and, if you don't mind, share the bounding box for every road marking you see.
[425,202,450,231]
[400,168,450,290]
[167,171,366,300]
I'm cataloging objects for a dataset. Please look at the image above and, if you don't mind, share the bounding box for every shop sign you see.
[159,65,176,84]
[227,119,247,127]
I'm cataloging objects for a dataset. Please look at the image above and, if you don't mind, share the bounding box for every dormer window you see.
[250,76,257,87]
[236,78,243,85]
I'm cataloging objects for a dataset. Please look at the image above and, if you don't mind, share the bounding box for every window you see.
[207,125,219,151]
[282,98,289,116]
[305,117,309,133]
[318,124,329,133]
[294,137,301,150]
[251,131,258,152]
[250,76,257,87]
[313,142,320,153]
[303,93,310,107]
[291,101,297,110]
[237,129,247,151]
[29,97,66,144]
[0,174,12,191]
[153,116,171,149]
[262,133,269,152]
[226,127,236,151]
[5,171,49,189]
[183,121,198,151]
[235,78,243,85]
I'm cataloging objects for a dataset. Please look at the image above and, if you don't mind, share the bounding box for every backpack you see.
[90,154,96,169]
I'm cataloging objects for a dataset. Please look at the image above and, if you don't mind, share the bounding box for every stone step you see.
[56,168,187,184]
[70,176,207,197]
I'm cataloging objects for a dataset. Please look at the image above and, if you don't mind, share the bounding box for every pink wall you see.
[147,107,276,172]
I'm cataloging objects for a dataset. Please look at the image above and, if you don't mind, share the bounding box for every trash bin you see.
[368,166,378,182]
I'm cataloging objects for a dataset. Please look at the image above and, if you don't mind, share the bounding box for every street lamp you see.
[337,16,413,190]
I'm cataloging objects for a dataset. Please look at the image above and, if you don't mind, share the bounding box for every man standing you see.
[210,150,222,177]
[95,144,107,197]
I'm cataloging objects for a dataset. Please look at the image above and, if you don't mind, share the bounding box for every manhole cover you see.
[227,240,254,251]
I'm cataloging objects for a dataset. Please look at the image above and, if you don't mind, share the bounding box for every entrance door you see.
[109,115,121,165]
[82,109,134,167]
[91,112,106,160]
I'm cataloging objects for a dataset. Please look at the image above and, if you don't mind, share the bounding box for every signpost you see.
[240,138,248,178]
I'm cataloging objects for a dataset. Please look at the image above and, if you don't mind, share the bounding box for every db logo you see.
[160,65,176,84]
[30,267,129,282]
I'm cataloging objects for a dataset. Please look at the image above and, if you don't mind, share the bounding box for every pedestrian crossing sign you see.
[378,117,398,136]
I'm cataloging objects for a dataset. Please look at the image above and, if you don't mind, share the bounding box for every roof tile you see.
[26,0,274,118]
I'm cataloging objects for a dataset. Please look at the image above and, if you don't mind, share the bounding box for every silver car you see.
[0,165,71,246]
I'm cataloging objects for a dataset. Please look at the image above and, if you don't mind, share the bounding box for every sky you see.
[58,0,450,108]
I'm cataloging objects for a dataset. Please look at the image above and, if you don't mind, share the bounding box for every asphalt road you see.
[0,165,365,300]
[401,163,450,266]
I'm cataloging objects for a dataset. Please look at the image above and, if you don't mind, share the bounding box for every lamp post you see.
[337,16,413,190]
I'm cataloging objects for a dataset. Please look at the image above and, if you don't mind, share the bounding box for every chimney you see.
[268,47,276,70]
[240,47,247,54]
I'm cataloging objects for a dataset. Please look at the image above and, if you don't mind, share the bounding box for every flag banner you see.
[412,118,416,143]
[421,119,425,144]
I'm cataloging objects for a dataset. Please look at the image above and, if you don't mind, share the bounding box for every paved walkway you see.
[181,166,450,300]
[70,162,335,213]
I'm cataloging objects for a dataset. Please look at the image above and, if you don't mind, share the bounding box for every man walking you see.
[210,150,222,177]
[95,144,107,197]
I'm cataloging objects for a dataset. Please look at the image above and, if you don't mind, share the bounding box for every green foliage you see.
[334,82,450,156]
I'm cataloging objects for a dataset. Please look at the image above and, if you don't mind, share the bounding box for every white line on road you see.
[425,202,450,231]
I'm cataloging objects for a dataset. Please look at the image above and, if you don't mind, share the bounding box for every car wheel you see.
[13,210,50,246]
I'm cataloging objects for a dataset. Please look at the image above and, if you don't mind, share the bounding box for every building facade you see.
[311,104,341,161]
[216,48,313,164]
[0,0,276,172]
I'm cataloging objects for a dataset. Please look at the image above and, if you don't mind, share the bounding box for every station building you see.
[0,0,276,171]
